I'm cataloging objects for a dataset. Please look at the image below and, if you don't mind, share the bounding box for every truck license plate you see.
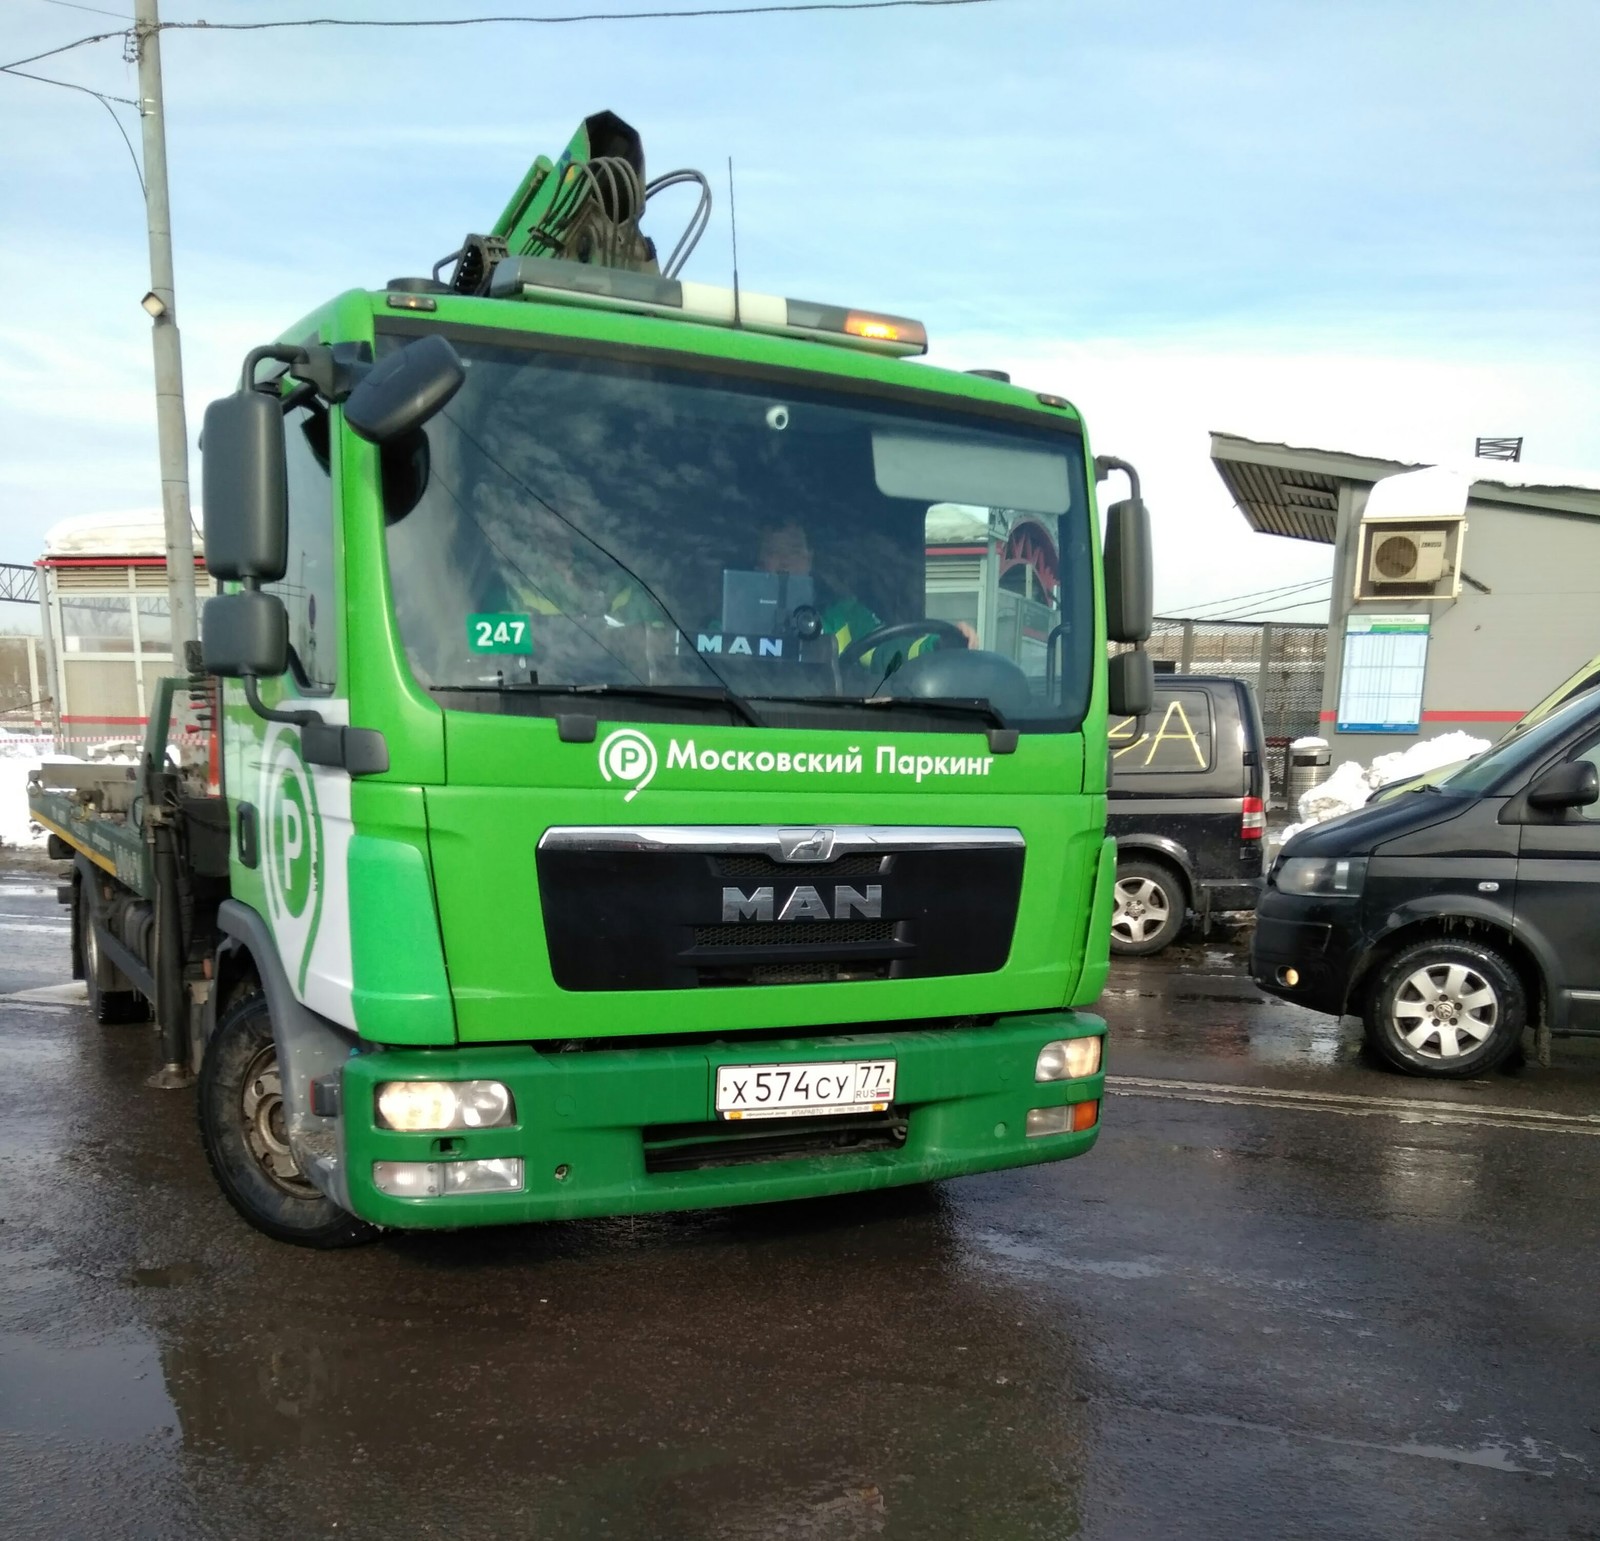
[715,1060,896,1120]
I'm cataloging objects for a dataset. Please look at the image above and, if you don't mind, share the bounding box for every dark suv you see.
[1251,691,1600,1079]
[1107,675,1267,955]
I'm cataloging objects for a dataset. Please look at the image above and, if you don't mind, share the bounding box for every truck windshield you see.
[379,331,1093,732]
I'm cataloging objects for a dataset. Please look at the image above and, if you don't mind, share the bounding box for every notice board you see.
[1336,613,1429,733]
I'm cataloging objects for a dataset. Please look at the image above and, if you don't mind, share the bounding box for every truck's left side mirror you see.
[1107,648,1154,718]
[1104,497,1153,644]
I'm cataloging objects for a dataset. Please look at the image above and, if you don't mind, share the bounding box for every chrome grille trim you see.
[536,824,1025,859]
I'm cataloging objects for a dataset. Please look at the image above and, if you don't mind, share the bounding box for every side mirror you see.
[1527,759,1600,811]
[1104,497,1153,644]
[202,590,287,679]
[201,392,288,582]
[345,335,466,444]
[1107,648,1155,718]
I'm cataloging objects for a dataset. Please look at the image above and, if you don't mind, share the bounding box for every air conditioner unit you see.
[1367,527,1448,586]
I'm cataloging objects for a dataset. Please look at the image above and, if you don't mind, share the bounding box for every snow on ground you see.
[1274,731,1493,848]
[0,728,50,850]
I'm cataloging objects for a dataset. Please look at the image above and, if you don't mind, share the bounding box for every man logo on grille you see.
[779,828,835,862]
[598,727,657,802]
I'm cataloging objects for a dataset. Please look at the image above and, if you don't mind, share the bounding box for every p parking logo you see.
[598,728,657,802]
[261,723,323,989]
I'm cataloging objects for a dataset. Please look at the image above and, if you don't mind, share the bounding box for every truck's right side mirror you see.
[1107,648,1155,718]
[201,391,289,583]
[201,589,288,679]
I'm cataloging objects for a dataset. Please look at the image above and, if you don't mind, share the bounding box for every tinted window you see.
[1110,689,1214,774]
[1438,693,1600,795]
[380,334,1093,732]
[263,403,338,693]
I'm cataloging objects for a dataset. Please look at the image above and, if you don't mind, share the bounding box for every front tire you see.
[198,991,376,1248]
[1363,939,1525,1079]
[1110,858,1186,956]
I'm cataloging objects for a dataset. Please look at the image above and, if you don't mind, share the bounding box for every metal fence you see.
[1146,616,1328,803]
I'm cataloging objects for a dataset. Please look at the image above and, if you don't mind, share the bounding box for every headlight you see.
[375,1080,515,1132]
[1275,856,1368,897]
[1036,1037,1103,1081]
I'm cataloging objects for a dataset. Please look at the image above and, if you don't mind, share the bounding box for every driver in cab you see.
[757,518,974,673]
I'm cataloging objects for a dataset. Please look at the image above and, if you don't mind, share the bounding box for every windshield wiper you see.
[756,694,1007,730]
[433,681,763,727]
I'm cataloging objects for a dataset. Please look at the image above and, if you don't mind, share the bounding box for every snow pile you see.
[1366,732,1492,792]
[1290,735,1328,751]
[0,728,49,851]
[1274,731,1492,848]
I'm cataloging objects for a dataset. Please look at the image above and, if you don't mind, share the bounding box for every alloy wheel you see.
[1391,962,1499,1060]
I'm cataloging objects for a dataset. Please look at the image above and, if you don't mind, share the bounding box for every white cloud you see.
[931,330,1600,615]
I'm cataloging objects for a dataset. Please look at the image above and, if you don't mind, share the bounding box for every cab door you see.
[1514,731,1600,1034]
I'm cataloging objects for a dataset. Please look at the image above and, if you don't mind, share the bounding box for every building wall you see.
[1321,492,1600,769]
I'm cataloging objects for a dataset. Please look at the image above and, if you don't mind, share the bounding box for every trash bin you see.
[1287,739,1332,807]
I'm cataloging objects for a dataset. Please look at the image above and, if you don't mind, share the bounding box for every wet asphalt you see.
[2,861,1598,1540]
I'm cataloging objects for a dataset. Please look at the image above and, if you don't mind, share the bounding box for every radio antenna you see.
[727,156,742,328]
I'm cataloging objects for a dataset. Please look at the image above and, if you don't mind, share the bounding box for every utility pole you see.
[133,0,198,655]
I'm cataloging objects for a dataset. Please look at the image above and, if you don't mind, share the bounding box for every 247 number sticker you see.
[467,613,531,653]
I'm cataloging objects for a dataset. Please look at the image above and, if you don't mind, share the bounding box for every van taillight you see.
[1242,796,1265,840]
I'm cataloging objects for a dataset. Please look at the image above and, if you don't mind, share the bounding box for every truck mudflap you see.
[336,1012,1106,1229]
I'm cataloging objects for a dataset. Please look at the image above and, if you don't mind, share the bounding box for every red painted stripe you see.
[61,714,150,725]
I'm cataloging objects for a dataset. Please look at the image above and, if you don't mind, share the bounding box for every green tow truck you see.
[32,113,1155,1247]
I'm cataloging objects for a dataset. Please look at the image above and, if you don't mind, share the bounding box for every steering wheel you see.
[838,618,970,668]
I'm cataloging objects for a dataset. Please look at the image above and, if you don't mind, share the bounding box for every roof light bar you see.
[487,255,927,357]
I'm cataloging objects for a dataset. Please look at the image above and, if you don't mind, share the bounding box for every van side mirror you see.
[201,590,287,679]
[1104,497,1153,644]
[345,335,466,444]
[1107,649,1155,718]
[201,392,288,582]
[1527,759,1600,811]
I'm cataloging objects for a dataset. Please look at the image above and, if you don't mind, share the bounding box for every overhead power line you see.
[1168,576,1330,618]
[5,0,1009,71]
[0,63,144,192]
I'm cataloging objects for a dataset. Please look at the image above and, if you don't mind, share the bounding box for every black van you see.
[1251,691,1600,1079]
[1107,675,1267,955]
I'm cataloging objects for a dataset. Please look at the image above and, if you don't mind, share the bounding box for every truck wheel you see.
[78,884,148,1025]
[1364,939,1525,1079]
[198,992,376,1249]
[1110,858,1186,956]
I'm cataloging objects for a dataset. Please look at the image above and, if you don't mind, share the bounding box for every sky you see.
[2,0,1597,631]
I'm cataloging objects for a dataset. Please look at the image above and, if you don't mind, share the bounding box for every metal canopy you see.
[1208,434,1415,546]
[1210,432,1600,544]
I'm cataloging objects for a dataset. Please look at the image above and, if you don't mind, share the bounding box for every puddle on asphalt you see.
[0,1332,178,1443]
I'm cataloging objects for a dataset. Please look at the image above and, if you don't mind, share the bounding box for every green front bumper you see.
[339,1011,1106,1228]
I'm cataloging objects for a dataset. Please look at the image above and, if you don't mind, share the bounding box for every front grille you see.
[693,919,898,949]
[715,852,886,880]
[642,1111,909,1173]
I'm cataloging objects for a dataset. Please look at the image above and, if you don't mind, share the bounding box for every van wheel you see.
[198,991,377,1249]
[78,883,148,1025]
[1364,939,1525,1079]
[1110,859,1186,956]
